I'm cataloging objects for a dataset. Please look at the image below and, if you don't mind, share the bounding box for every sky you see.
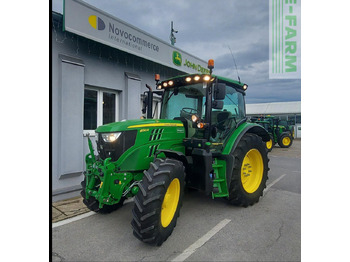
[52,0,301,104]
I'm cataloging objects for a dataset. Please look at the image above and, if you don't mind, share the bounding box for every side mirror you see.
[212,100,223,110]
[213,83,226,100]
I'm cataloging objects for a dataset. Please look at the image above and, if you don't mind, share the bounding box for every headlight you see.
[101,132,121,143]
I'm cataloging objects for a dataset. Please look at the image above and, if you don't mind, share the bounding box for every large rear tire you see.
[131,158,185,246]
[228,133,269,207]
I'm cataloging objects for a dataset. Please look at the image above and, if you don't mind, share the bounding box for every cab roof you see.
[159,73,247,91]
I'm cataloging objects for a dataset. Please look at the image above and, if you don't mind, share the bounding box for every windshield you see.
[160,83,206,120]
[159,81,246,142]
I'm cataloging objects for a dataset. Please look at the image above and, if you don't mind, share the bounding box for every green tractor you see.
[251,115,294,151]
[81,60,270,246]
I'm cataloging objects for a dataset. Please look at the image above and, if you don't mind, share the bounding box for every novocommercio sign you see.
[63,0,208,74]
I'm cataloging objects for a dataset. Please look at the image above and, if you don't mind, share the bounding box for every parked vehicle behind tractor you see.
[81,60,270,246]
[250,115,294,151]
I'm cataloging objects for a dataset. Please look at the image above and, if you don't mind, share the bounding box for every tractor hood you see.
[95,119,184,133]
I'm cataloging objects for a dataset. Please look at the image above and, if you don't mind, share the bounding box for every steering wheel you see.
[180,107,200,119]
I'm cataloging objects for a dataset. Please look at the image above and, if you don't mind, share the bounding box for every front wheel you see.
[265,135,274,152]
[131,158,185,246]
[278,133,293,148]
[227,133,269,207]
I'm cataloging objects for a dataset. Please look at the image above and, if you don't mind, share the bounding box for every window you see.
[211,85,245,141]
[84,90,98,130]
[213,85,246,122]
[83,87,119,135]
[160,84,205,120]
[287,114,295,125]
[103,92,116,125]
[140,94,162,119]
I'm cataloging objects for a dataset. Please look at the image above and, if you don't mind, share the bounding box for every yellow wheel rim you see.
[241,149,264,193]
[266,139,273,149]
[161,178,180,228]
[282,137,291,146]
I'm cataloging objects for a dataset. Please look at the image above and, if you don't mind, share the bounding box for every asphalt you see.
[51,139,301,224]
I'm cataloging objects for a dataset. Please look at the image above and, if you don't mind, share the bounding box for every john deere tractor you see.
[251,115,294,150]
[81,60,270,246]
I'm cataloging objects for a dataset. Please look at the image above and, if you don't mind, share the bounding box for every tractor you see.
[251,115,294,151]
[81,59,270,246]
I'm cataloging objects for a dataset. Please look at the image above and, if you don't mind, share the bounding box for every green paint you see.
[82,73,268,209]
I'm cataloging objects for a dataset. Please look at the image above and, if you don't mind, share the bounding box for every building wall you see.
[52,13,184,200]
[246,102,301,138]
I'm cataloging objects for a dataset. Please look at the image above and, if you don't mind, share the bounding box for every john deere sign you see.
[64,0,208,74]
[172,51,209,74]
[173,51,182,66]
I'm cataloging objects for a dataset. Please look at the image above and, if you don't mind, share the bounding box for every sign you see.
[63,0,209,74]
[269,0,301,79]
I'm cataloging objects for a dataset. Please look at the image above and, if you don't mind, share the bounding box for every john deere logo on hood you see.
[172,51,182,66]
[88,15,105,30]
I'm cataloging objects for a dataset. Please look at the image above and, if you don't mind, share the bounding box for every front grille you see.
[97,130,137,161]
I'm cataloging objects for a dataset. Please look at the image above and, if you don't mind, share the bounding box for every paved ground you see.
[52,139,301,261]
[52,196,90,223]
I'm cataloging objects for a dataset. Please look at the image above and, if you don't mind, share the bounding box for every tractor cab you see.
[154,74,248,150]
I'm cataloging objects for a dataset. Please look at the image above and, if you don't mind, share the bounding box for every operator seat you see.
[216,111,232,131]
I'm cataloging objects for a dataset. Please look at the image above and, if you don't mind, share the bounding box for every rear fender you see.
[280,131,293,139]
[221,123,269,187]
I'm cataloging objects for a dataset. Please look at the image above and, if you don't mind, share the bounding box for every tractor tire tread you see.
[227,133,269,207]
[131,158,185,246]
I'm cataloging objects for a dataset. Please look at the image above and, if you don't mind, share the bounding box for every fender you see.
[219,122,269,187]
[155,149,189,171]
[156,149,213,194]
[280,131,293,138]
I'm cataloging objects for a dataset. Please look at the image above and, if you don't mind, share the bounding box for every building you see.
[52,0,209,201]
[246,101,301,138]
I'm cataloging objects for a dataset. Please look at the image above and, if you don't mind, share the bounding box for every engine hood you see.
[95,119,184,133]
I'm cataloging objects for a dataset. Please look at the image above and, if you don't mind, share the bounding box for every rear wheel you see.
[228,133,269,207]
[131,158,185,246]
[278,133,293,148]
